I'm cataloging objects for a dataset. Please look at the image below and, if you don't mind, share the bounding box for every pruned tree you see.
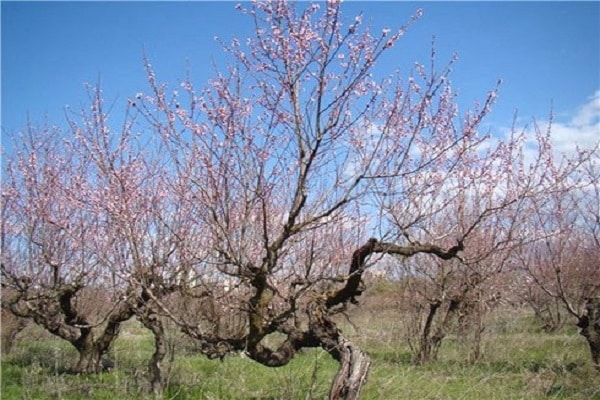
[62,86,192,395]
[0,121,133,373]
[125,1,541,396]
[0,87,182,388]
[366,91,525,363]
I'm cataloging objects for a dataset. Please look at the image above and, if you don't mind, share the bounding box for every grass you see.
[1,309,599,399]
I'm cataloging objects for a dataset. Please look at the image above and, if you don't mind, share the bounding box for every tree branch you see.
[326,238,464,309]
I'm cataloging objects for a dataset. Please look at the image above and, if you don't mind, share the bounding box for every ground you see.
[1,306,599,399]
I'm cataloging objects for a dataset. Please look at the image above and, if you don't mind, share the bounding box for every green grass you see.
[355,312,600,400]
[2,311,599,399]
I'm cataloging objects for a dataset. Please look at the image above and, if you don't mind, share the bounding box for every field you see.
[1,307,599,400]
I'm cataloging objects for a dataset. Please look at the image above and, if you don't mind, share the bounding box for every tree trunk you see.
[415,300,440,364]
[74,343,103,373]
[577,298,600,371]
[415,298,461,364]
[308,302,371,400]
[0,310,28,354]
[141,313,168,397]
[72,310,128,374]
[469,317,485,364]
[328,338,371,400]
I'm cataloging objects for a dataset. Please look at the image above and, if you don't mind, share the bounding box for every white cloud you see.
[571,90,600,128]
[497,91,600,167]
[550,90,600,155]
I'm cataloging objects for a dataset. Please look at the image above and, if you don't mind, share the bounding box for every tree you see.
[371,107,560,363]
[0,121,133,373]
[0,87,181,386]
[61,86,190,394]
[518,148,600,370]
[127,1,539,396]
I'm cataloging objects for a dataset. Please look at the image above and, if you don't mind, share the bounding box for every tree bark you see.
[74,343,103,374]
[429,299,461,361]
[0,309,28,354]
[143,313,168,398]
[16,290,134,374]
[415,300,441,364]
[326,238,463,310]
[577,298,600,371]
[319,238,463,395]
[309,302,371,400]
[328,337,371,400]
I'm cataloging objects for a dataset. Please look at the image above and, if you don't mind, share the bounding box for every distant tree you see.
[518,149,600,370]
[378,114,577,363]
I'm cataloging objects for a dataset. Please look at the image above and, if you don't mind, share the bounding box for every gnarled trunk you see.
[309,302,371,400]
[72,324,120,373]
[328,337,371,400]
[577,298,600,371]
[71,301,133,374]
[74,343,103,374]
[142,313,168,398]
[8,285,134,374]
[0,309,28,354]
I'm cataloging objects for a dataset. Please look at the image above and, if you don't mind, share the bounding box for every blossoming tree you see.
[127,1,554,396]
[3,1,597,397]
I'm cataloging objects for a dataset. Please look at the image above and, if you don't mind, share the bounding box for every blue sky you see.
[2,1,599,152]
